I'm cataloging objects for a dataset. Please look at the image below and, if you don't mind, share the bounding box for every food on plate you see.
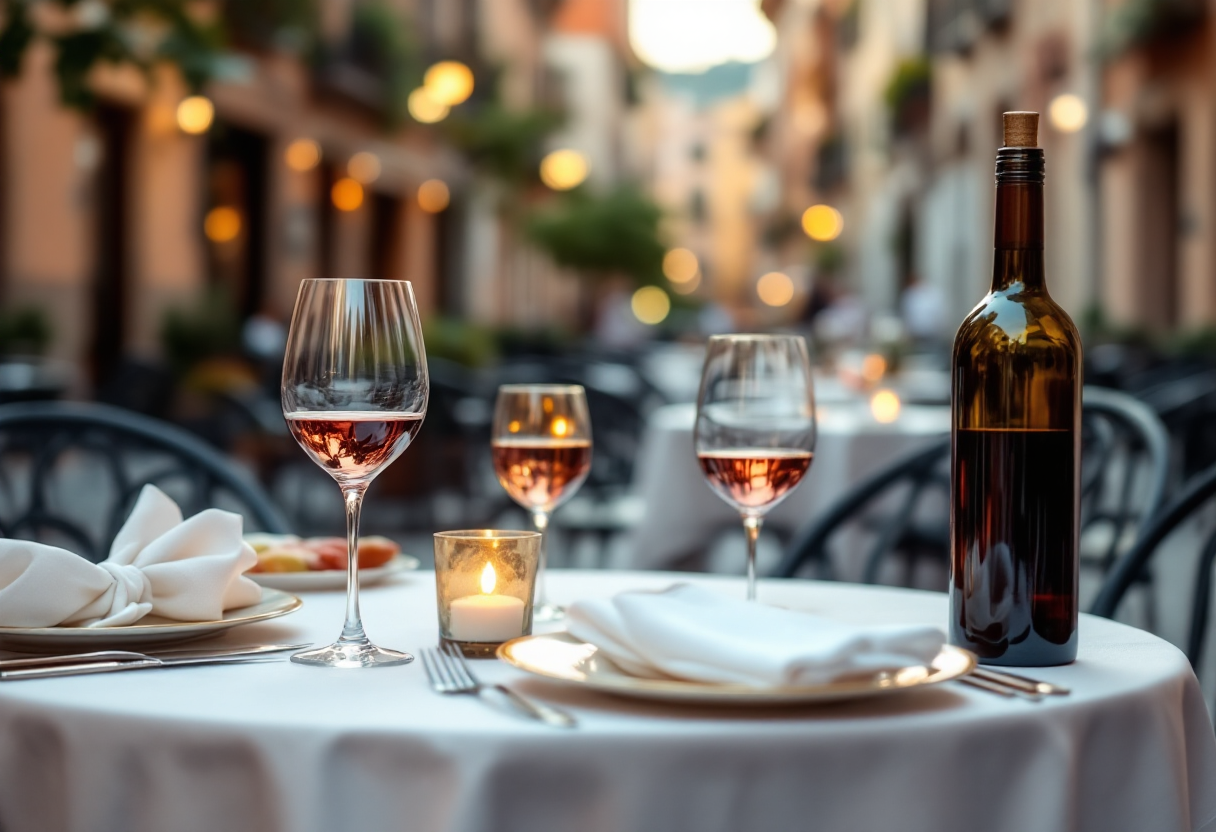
[254,546,317,573]
[247,535,402,573]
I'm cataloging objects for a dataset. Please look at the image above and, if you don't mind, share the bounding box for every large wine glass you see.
[491,384,592,622]
[282,279,428,667]
[695,334,816,601]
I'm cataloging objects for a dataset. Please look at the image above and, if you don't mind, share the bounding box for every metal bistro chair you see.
[775,387,1171,587]
[1091,461,1216,683]
[0,401,290,563]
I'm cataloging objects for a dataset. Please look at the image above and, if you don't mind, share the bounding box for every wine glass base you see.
[533,602,565,623]
[291,640,413,668]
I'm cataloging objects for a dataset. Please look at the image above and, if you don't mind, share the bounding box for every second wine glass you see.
[281,278,428,668]
[695,334,816,602]
[492,384,592,622]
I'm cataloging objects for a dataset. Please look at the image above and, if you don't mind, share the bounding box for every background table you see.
[1,571,1214,832]
[623,402,949,570]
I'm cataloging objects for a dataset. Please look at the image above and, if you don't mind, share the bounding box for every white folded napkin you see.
[566,584,946,687]
[0,485,262,628]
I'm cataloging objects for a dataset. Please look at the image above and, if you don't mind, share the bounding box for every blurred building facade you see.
[0,0,647,389]
[755,0,1216,340]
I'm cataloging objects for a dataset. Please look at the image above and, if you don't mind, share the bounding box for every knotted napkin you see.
[566,584,945,687]
[0,485,262,628]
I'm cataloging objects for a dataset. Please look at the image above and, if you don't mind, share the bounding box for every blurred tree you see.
[0,0,226,108]
[160,288,242,377]
[442,99,563,184]
[0,306,51,355]
[883,56,931,137]
[526,185,666,286]
[344,0,421,126]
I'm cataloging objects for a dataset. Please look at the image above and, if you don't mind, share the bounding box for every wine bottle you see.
[949,111,1082,666]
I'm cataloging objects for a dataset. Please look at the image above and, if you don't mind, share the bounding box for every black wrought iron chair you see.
[1091,461,1216,677]
[774,386,1172,586]
[0,401,290,562]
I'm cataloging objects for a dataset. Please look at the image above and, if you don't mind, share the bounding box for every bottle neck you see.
[991,148,1045,293]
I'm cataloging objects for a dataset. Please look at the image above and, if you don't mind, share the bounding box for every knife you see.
[0,643,310,680]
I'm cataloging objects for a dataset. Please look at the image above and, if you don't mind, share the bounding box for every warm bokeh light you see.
[176,96,214,135]
[630,0,776,73]
[203,206,241,243]
[871,390,902,424]
[347,151,382,184]
[671,272,701,295]
[631,286,671,325]
[408,87,450,123]
[551,417,570,438]
[802,204,844,241]
[417,179,451,213]
[331,177,364,212]
[480,561,496,594]
[861,353,887,384]
[1048,93,1088,133]
[540,149,589,190]
[663,248,699,283]
[757,271,795,307]
[285,138,321,172]
[424,60,475,106]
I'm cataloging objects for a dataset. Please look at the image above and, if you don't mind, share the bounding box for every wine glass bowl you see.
[695,335,816,601]
[281,279,428,668]
[491,384,592,621]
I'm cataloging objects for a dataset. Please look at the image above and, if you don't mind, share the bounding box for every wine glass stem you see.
[743,514,762,602]
[532,509,550,608]
[340,485,368,643]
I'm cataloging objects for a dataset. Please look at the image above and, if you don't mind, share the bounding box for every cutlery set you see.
[0,643,310,680]
[959,666,1070,701]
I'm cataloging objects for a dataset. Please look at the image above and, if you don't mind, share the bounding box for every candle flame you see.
[480,561,496,594]
[551,416,569,438]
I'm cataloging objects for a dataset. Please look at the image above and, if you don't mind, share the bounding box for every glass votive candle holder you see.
[434,530,542,657]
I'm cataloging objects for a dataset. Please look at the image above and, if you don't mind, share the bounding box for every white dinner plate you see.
[498,632,976,706]
[0,588,303,652]
[249,554,420,592]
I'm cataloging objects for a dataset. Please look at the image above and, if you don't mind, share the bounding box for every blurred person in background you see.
[900,275,946,352]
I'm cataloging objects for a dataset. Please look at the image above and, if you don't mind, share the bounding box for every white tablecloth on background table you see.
[1,571,1213,832]
[623,402,949,570]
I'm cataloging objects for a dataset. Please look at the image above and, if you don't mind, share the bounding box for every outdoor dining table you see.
[1,570,1213,832]
[623,401,949,571]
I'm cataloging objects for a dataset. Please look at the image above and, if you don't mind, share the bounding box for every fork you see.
[421,642,577,729]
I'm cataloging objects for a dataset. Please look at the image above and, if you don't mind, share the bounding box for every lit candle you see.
[448,562,526,643]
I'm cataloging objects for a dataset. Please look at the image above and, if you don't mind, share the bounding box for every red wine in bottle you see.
[949,112,1082,666]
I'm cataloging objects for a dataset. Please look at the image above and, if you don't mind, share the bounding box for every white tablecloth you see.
[623,402,949,570]
[1,571,1213,832]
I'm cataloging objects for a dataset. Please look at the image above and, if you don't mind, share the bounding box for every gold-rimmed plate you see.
[0,588,303,652]
[498,632,976,705]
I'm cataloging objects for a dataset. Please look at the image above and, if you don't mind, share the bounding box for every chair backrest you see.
[773,437,950,581]
[774,386,1172,584]
[0,401,290,562]
[1090,462,1216,671]
[1078,386,1171,568]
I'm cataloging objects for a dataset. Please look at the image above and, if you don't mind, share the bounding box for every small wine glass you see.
[281,279,428,667]
[491,384,592,622]
[695,334,816,601]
